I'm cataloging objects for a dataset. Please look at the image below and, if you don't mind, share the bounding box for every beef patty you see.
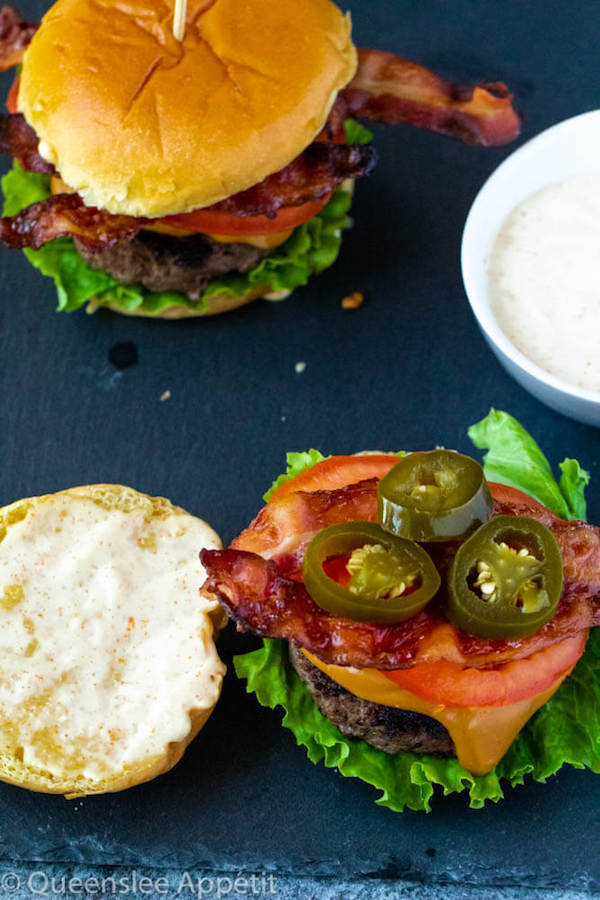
[75,230,267,300]
[289,643,454,756]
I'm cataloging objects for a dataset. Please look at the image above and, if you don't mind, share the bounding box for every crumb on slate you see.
[159,390,171,402]
[295,361,307,374]
[341,291,364,310]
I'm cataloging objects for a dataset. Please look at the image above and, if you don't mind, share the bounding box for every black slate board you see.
[1,0,600,890]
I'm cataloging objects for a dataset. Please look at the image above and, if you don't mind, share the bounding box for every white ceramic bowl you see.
[461,110,600,427]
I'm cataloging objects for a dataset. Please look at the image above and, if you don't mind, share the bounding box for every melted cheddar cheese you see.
[302,649,565,775]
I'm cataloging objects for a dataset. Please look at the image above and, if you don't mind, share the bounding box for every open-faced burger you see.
[200,411,600,810]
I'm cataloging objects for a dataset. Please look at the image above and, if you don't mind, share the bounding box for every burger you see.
[0,0,520,318]
[200,410,600,811]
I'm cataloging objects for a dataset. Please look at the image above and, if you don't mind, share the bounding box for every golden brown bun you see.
[0,484,226,797]
[19,0,357,218]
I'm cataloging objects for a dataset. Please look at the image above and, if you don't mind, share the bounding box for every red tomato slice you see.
[487,482,547,513]
[270,457,547,510]
[384,630,588,708]
[162,193,332,237]
[7,77,19,114]
[269,454,400,503]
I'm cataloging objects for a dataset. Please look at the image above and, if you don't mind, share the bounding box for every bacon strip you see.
[0,15,519,149]
[0,6,36,71]
[232,478,380,573]
[204,142,376,219]
[202,548,443,667]
[0,193,146,251]
[0,113,54,174]
[337,48,521,147]
[200,484,600,670]
[0,141,375,248]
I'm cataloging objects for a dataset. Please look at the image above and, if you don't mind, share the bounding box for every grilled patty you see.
[289,643,454,756]
[75,230,267,300]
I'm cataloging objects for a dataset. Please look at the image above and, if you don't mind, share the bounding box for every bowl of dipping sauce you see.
[461,110,600,427]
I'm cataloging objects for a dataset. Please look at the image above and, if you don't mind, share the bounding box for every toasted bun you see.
[0,484,225,796]
[18,0,357,218]
[86,284,291,319]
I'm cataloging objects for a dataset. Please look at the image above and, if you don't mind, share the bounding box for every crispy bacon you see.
[200,483,600,670]
[336,48,521,147]
[202,548,444,667]
[231,478,379,573]
[0,141,375,249]
[0,193,146,251]
[0,6,36,71]
[200,546,600,670]
[0,13,519,149]
[0,113,54,174]
[207,142,376,219]
[0,114,375,202]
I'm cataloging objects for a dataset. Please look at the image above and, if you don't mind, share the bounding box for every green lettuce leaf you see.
[343,118,374,145]
[1,163,352,315]
[559,458,590,521]
[263,450,327,502]
[235,410,600,812]
[468,408,589,521]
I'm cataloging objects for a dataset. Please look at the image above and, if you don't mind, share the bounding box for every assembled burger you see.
[200,412,600,810]
[0,0,519,317]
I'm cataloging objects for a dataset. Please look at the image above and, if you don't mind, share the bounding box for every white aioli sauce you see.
[487,173,600,393]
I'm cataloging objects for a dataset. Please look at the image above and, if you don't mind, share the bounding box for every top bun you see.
[18,0,357,218]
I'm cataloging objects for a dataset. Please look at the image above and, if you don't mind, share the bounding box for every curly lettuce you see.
[235,410,600,812]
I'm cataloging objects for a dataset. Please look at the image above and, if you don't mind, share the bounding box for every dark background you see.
[1,0,599,890]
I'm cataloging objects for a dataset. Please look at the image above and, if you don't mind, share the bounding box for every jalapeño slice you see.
[377,449,493,541]
[302,521,440,624]
[447,515,563,640]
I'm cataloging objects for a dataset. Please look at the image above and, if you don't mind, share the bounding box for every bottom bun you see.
[0,484,225,796]
[289,643,454,756]
[86,286,292,319]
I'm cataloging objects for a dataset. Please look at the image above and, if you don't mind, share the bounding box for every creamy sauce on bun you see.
[0,485,223,793]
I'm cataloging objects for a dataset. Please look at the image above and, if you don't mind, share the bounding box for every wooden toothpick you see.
[172,0,187,42]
